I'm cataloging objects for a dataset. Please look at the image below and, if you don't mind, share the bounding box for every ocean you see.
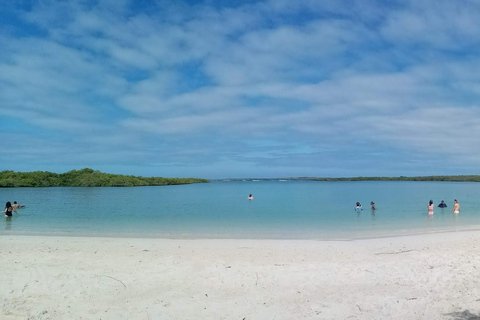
[1,181,480,239]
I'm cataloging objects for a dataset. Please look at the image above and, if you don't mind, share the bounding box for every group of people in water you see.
[3,201,24,217]
[355,199,460,215]
[355,201,376,213]
[428,199,460,215]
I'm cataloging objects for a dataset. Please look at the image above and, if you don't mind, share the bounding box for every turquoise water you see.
[1,181,480,239]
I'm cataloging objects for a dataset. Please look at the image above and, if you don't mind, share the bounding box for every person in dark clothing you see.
[4,201,13,217]
[438,200,447,208]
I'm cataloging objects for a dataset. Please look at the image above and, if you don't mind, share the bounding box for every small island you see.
[0,168,209,187]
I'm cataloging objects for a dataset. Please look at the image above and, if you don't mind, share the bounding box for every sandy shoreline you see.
[1,232,480,319]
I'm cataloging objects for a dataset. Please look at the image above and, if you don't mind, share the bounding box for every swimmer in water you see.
[12,201,24,213]
[453,199,460,214]
[438,200,447,208]
[370,201,376,210]
[428,200,434,215]
[248,194,253,200]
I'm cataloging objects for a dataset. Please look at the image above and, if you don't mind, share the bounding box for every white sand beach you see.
[1,232,480,320]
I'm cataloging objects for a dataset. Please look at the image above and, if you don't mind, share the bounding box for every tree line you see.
[0,168,209,187]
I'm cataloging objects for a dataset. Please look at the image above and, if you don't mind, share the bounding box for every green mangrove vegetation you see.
[0,168,209,187]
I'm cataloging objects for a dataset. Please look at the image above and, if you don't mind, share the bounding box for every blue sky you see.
[1,0,480,178]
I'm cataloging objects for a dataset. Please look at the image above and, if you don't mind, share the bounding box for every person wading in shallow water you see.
[4,201,13,217]
[428,200,434,215]
[12,201,25,213]
[355,202,362,214]
[453,199,460,214]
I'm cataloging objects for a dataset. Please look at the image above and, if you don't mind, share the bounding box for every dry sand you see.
[1,231,480,320]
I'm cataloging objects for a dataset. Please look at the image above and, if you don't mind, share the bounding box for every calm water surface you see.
[1,181,480,239]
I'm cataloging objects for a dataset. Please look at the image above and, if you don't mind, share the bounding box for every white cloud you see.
[3,0,480,176]
[381,0,480,49]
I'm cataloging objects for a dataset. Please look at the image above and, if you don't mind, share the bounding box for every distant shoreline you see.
[3,169,480,187]
[215,175,480,182]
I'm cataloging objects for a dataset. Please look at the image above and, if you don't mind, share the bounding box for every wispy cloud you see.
[1,0,480,177]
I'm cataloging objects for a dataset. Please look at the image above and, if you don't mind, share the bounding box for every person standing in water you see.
[370,201,376,210]
[453,199,460,214]
[4,201,13,217]
[428,200,434,215]
[355,202,363,213]
[248,194,253,200]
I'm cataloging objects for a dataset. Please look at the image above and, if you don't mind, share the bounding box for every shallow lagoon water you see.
[1,181,480,239]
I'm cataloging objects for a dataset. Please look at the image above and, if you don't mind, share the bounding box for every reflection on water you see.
[453,212,459,222]
[4,216,12,230]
